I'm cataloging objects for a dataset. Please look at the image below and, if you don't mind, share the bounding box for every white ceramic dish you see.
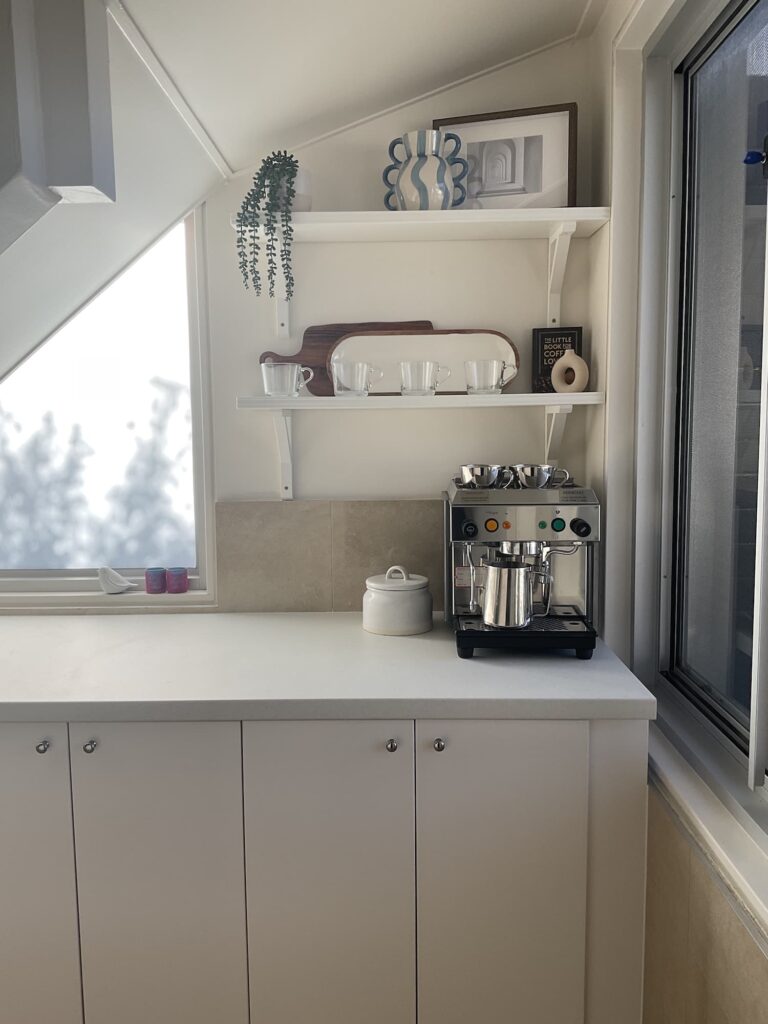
[328,330,519,395]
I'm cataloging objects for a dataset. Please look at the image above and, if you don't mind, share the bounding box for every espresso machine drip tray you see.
[455,605,597,660]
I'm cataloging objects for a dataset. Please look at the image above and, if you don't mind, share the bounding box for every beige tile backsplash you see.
[216,499,444,612]
[643,786,768,1024]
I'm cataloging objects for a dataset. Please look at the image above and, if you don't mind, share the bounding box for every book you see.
[532,327,583,393]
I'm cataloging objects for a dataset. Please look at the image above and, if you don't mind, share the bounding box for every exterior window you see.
[0,219,204,588]
[670,0,768,749]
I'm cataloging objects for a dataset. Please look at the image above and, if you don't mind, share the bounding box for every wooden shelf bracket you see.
[547,221,577,327]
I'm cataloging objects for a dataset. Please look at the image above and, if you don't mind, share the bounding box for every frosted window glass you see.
[0,223,196,571]
[676,1,767,730]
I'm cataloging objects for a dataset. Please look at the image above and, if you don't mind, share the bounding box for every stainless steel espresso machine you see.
[444,464,600,659]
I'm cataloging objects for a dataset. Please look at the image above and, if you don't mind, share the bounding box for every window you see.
[669,0,768,751]
[0,217,207,592]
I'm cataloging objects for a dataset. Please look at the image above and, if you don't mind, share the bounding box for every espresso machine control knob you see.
[462,521,479,539]
[570,518,592,538]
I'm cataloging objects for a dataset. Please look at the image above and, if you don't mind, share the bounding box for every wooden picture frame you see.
[433,103,577,208]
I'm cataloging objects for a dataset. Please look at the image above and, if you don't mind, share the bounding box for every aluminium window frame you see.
[664,0,762,757]
[0,207,216,608]
[637,0,768,818]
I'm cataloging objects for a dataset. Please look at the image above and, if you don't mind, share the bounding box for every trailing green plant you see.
[235,151,299,299]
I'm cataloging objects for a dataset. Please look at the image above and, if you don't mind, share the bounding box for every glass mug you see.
[400,360,451,397]
[464,359,517,395]
[261,361,314,397]
[332,361,383,397]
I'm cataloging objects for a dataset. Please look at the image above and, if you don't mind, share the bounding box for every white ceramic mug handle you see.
[385,565,409,580]
[299,366,314,390]
[436,365,451,387]
[500,360,518,388]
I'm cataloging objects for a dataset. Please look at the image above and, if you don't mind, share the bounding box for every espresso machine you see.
[444,464,600,659]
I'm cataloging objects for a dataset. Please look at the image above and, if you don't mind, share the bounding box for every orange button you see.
[485,518,499,532]
[502,520,512,530]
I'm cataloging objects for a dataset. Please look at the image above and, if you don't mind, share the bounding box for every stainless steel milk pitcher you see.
[475,555,552,629]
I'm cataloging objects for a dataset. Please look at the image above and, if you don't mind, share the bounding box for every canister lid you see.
[365,565,429,592]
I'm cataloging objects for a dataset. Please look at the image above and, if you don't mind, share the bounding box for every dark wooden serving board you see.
[260,321,433,396]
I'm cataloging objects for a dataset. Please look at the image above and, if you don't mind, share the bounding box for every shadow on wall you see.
[0,380,195,570]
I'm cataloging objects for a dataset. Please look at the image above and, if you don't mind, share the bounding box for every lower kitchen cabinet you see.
[0,724,82,1024]
[69,722,249,1024]
[243,720,417,1024]
[416,720,590,1024]
[0,715,646,1024]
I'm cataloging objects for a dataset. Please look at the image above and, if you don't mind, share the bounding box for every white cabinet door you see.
[70,722,248,1024]
[243,721,416,1024]
[0,724,82,1024]
[416,720,589,1024]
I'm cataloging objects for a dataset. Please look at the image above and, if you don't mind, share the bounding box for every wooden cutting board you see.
[260,321,434,396]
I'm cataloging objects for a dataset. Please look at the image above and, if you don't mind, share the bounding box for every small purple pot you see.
[145,567,167,594]
[167,567,189,594]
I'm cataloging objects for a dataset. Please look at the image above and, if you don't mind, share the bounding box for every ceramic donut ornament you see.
[551,347,589,393]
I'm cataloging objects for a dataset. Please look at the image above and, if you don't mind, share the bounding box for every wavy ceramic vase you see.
[383,130,468,210]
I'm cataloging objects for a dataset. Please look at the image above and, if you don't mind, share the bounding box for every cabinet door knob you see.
[385,738,398,753]
[82,739,98,754]
[433,737,446,752]
[35,739,50,755]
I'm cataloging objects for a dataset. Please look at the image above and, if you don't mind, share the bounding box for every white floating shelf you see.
[236,392,604,411]
[237,393,604,499]
[231,207,610,244]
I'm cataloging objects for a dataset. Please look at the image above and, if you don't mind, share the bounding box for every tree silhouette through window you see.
[0,223,197,572]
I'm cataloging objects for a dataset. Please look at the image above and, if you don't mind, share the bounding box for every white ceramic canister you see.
[363,565,433,636]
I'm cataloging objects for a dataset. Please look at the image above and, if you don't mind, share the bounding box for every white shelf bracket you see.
[544,404,572,463]
[272,410,294,499]
[547,221,577,327]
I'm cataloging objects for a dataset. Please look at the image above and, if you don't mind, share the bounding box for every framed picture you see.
[433,104,577,209]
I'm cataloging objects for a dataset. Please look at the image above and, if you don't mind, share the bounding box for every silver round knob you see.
[82,739,98,754]
[433,738,446,752]
[385,739,398,753]
[35,739,50,755]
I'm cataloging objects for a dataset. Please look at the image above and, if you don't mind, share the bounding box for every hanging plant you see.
[235,150,299,299]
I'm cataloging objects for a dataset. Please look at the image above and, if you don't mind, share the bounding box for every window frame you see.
[643,0,768,801]
[0,207,216,607]
[664,0,763,756]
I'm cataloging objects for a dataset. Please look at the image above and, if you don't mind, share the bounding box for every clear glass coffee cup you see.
[261,361,314,397]
[332,362,383,397]
[464,359,517,395]
[400,361,451,396]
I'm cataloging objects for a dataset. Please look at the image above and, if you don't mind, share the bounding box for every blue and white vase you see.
[383,130,468,211]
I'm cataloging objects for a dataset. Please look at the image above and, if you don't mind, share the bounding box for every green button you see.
[538,520,547,529]
[551,517,566,533]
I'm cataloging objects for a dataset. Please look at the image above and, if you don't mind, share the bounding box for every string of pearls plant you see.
[235,151,299,299]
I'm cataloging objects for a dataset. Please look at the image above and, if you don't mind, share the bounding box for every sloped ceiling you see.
[0,17,222,380]
[121,0,606,171]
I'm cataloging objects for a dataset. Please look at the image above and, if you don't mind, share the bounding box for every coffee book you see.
[532,327,583,393]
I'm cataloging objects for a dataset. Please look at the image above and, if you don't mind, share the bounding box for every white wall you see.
[206,37,604,501]
[0,15,223,380]
[290,38,594,210]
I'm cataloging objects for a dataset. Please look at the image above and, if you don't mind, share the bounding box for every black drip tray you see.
[455,607,596,660]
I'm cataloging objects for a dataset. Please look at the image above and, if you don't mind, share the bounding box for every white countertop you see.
[0,613,656,722]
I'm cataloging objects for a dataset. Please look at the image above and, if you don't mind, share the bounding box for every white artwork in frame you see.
[434,105,576,209]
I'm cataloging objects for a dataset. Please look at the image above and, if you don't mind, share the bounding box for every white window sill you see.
[650,716,768,941]
[0,590,217,613]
